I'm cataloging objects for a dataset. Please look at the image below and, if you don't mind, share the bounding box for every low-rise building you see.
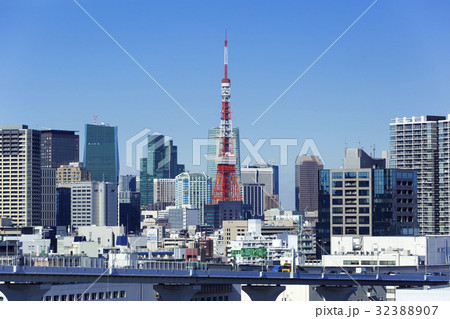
[322,235,450,267]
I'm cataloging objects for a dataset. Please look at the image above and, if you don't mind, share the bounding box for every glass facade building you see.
[317,167,417,258]
[84,124,119,184]
[40,130,79,168]
[139,134,184,207]
[175,172,212,224]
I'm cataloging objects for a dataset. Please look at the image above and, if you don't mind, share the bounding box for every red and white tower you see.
[211,31,242,204]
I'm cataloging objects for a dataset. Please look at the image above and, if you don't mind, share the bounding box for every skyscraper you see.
[207,126,241,184]
[56,162,91,187]
[84,123,119,184]
[241,163,279,213]
[71,181,118,230]
[139,133,184,206]
[40,130,79,168]
[390,115,444,235]
[119,175,140,234]
[316,149,417,258]
[153,178,176,204]
[119,175,137,193]
[242,183,264,218]
[438,117,450,234]
[0,125,41,226]
[41,167,56,226]
[295,155,323,212]
[175,172,212,224]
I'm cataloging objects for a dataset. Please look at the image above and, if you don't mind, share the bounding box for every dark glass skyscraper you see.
[84,124,119,184]
[40,130,79,168]
[140,134,184,206]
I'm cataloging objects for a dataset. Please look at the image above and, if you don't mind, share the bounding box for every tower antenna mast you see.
[212,30,242,204]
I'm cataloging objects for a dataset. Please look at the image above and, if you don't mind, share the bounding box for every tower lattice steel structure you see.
[211,31,242,204]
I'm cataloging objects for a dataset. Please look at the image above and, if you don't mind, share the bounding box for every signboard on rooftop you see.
[230,248,267,257]
[146,228,158,241]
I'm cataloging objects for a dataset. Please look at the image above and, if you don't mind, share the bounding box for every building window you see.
[332,216,343,224]
[332,181,343,188]
[332,172,343,179]
[345,172,357,179]
[361,260,377,265]
[359,227,370,235]
[358,172,369,179]
[332,189,343,196]
[359,181,370,187]
[343,260,359,265]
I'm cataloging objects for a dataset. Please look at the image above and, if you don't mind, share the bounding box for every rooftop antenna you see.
[93,115,98,125]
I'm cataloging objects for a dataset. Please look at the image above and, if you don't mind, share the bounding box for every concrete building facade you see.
[0,125,42,226]
[71,181,118,230]
[390,115,445,235]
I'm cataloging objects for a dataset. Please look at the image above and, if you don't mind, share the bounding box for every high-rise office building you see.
[242,164,279,196]
[316,149,418,258]
[41,167,56,226]
[84,123,119,184]
[118,174,140,234]
[264,194,280,211]
[164,206,201,231]
[389,116,445,235]
[71,181,118,230]
[295,155,323,212]
[40,130,79,227]
[56,162,91,187]
[241,164,279,213]
[119,191,141,234]
[204,201,251,229]
[56,187,71,229]
[207,126,241,184]
[242,183,264,218]
[0,125,41,227]
[119,175,137,193]
[154,178,176,204]
[175,172,212,224]
[40,130,79,169]
[139,133,184,206]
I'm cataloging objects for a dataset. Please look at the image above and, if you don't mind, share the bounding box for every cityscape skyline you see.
[2,1,450,210]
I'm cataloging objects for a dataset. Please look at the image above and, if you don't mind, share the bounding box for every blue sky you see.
[1,0,450,210]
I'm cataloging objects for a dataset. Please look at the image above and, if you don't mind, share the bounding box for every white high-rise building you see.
[438,116,450,234]
[0,125,42,227]
[390,115,445,235]
[71,181,118,230]
[175,172,211,224]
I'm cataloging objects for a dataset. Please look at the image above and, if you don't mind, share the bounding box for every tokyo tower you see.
[211,31,242,204]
